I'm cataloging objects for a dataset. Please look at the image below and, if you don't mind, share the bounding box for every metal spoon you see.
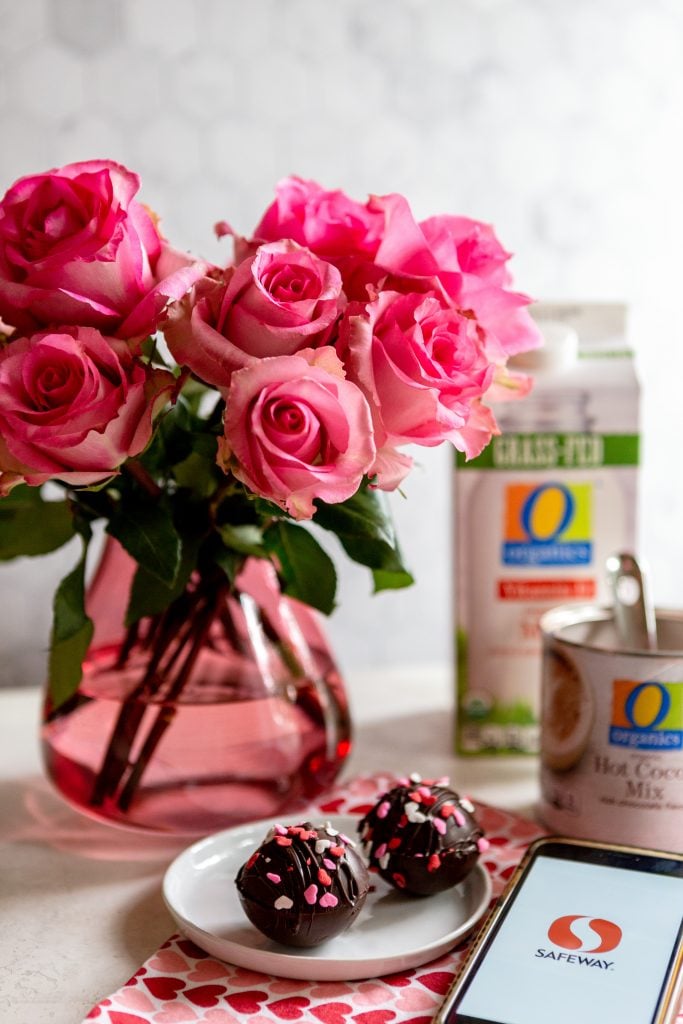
[605,552,657,651]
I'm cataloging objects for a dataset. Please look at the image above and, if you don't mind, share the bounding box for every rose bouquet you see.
[0,161,539,828]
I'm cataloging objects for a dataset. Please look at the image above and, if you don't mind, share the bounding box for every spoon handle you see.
[606,552,658,651]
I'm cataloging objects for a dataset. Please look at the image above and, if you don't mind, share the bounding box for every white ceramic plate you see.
[163,813,492,981]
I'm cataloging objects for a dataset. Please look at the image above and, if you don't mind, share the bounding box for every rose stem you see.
[116,589,223,811]
[89,594,194,806]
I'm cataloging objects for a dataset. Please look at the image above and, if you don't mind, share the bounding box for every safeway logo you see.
[548,914,622,953]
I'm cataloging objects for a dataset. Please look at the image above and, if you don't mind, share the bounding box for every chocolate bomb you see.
[358,774,487,896]
[236,821,370,947]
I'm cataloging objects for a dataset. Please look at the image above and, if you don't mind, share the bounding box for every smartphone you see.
[436,836,683,1024]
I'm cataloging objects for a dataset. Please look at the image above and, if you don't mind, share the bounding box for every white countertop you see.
[0,668,540,1024]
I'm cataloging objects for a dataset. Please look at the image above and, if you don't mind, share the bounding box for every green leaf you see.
[264,521,337,615]
[48,530,94,709]
[106,498,180,585]
[313,487,413,578]
[172,435,219,497]
[214,544,245,586]
[372,567,414,593]
[0,485,75,560]
[125,533,201,625]
[218,522,267,558]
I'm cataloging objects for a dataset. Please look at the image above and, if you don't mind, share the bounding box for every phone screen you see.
[452,844,683,1024]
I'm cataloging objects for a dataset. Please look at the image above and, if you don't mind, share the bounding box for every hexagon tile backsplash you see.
[1,0,682,684]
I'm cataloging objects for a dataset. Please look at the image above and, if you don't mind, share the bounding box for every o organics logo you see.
[548,914,622,953]
[502,482,592,567]
[610,680,683,750]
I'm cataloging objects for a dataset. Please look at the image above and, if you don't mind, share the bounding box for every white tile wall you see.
[1,0,683,686]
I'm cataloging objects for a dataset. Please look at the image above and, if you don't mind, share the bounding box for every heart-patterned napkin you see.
[80,772,598,1024]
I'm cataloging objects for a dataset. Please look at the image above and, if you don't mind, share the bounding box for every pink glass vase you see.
[41,539,351,835]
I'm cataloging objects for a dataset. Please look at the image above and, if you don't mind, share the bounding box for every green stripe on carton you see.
[455,433,639,470]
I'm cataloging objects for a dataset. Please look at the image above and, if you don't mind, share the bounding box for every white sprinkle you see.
[325,822,339,837]
[274,895,293,910]
[379,853,390,870]
[460,797,475,813]
[409,772,422,783]
[315,839,331,854]
[339,833,355,847]
[405,801,427,824]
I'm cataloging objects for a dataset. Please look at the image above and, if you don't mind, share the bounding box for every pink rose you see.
[252,177,383,261]
[0,160,205,340]
[164,241,343,390]
[235,176,384,300]
[0,327,175,494]
[219,348,375,520]
[340,290,498,465]
[369,194,542,360]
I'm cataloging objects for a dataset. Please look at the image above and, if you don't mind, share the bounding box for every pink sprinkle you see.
[323,858,336,870]
[339,833,352,844]
[418,786,432,798]
[477,837,490,853]
[436,776,450,786]
[274,824,287,835]
[266,872,281,883]
[319,893,338,908]
[304,884,318,905]
[454,810,466,827]
[375,843,387,858]
[377,801,391,819]
[433,817,447,835]
[397,777,410,786]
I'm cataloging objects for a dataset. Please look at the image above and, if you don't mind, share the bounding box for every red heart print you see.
[110,1014,151,1024]
[123,966,147,986]
[225,990,268,1014]
[417,971,453,995]
[176,938,209,959]
[382,972,412,987]
[267,996,312,1019]
[318,798,345,812]
[348,803,373,814]
[500,865,517,880]
[312,1001,353,1024]
[184,984,228,1008]
[352,1012,396,1024]
[400,1017,433,1024]
[143,977,186,1000]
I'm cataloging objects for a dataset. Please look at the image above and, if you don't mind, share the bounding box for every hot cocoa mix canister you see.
[539,604,683,853]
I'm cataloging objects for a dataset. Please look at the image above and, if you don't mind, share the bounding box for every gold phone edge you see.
[433,836,683,1024]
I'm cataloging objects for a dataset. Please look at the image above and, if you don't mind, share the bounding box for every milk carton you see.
[454,302,640,755]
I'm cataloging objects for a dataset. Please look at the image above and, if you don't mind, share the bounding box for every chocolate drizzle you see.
[358,775,486,896]
[236,821,370,947]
